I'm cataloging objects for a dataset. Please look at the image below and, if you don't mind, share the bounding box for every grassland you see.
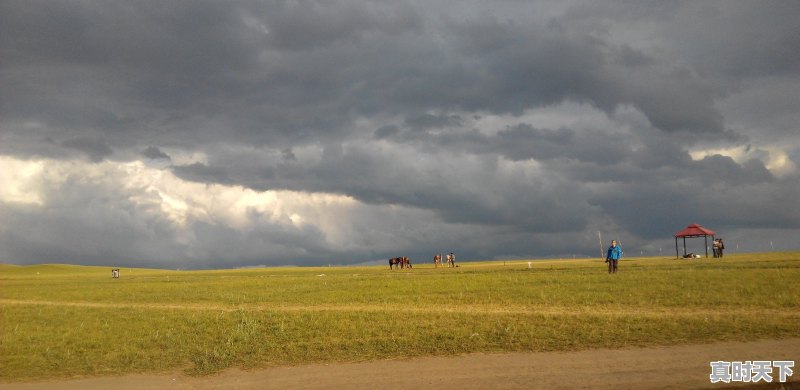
[1,253,799,381]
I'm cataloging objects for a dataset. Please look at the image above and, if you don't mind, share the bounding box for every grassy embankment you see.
[1,253,799,381]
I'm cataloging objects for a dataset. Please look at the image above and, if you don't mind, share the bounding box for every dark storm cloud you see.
[562,1,800,77]
[169,141,596,234]
[404,114,465,130]
[0,1,428,151]
[61,136,114,162]
[440,16,728,135]
[142,146,171,161]
[1,1,799,266]
[377,122,630,165]
[582,156,797,238]
[2,0,732,153]
[665,2,800,79]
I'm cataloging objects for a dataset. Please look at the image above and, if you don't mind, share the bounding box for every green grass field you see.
[1,253,799,381]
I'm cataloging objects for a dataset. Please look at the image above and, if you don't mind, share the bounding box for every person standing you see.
[606,240,622,274]
[717,239,725,258]
[712,239,720,258]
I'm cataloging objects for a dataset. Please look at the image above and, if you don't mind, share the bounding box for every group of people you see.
[712,238,725,258]
[606,235,727,274]
[433,253,456,268]
[390,237,723,274]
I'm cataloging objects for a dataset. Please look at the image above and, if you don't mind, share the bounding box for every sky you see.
[1,1,799,269]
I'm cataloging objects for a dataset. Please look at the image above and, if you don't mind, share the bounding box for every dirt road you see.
[4,339,798,389]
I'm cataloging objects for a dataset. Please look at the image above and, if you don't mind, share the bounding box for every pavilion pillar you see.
[675,237,679,259]
[683,237,687,257]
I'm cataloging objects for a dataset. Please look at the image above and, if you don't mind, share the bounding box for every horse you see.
[389,256,411,270]
[389,257,404,269]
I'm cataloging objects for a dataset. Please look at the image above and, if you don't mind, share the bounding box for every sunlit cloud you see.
[689,146,797,177]
[0,157,45,205]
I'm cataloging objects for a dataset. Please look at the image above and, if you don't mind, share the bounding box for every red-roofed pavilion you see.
[674,223,716,258]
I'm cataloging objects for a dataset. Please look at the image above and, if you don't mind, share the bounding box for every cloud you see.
[61,136,114,162]
[1,1,799,267]
[142,146,171,161]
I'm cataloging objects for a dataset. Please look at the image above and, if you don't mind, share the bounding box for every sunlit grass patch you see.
[1,253,799,380]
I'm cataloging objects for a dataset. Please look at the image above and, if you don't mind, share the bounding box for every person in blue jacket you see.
[606,239,622,274]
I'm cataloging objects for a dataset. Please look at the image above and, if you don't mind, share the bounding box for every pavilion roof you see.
[674,223,716,238]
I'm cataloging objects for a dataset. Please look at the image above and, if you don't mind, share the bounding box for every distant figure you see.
[449,252,456,268]
[111,269,120,278]
[717,239,725,258]
[434,254,440,268]
[606,240,622,274]
[712,239,720,258]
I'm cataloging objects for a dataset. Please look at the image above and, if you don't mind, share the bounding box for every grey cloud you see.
[563,1,800,79]
[0,172,179,267]
[0,163,357,268]
[790,148,800,167]
[256,1,423,51]
[581,154,795,239]
[0,0,747,171]
[404,114,464,130]
[2,1,799,267]
[377,122,629,165]
[669,2,800,79]
[142,146,171,160]
[61,136,113,162]
[614,44,656,68]
[170,123,798,243]
[168,141,598,234]
[374,125,400,139]
[695,155,774,185]
[171,162,235,185]
[439,17,728,136]
[281,148,296,161]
